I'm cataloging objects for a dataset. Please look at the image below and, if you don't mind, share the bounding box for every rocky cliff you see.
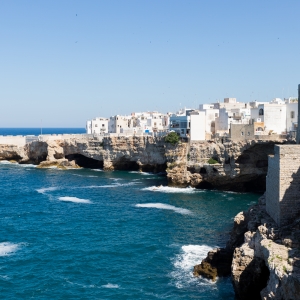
[167,139,290,192]
[0,136,292,191]
[194,194,300,299]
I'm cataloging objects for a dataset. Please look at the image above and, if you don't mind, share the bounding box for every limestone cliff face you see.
[0,137,291,191]
[231,195,300,300]
[194,194,300,300]
[101,136,167,171]
[167,140,288,192]
[0,144,26,161]
[0,136,167,171]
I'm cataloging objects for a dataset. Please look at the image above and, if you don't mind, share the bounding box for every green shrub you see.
[207,158,218,164]
[165,132,179,145]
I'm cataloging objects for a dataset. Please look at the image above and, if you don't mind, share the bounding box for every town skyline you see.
[1,0,299,127]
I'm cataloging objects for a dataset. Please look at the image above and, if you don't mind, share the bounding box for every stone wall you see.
[266,145,300,226]
[0,136,26,147]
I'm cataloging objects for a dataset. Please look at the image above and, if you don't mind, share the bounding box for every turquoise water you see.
[0,162,258,299]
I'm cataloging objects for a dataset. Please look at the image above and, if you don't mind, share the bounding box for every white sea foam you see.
[58,197,92,204]
[19,163,36,168]
[129,171,155,175]
[142,186,197,194]
[83,184,119,189]
[72,174,97,178]
[0,160,12,164]
[0,242,20,256]
[171,245,215,288]
[135,203,192,215]
[83,182,140,189]
[91,169,103,172]
[101,283,119,289]
[37,187,59,194]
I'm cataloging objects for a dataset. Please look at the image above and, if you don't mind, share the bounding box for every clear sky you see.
[1,0,299,127]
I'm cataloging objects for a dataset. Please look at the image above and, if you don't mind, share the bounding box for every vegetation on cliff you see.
[164,132,179,145]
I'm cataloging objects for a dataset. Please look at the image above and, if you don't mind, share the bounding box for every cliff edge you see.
[0,136,292,192]
[194,194,300,299]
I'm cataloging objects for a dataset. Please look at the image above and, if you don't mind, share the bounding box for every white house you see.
[86,117,109,134]
[251,103,287,134]
[286,101,298,132]
[214,98,248,111]
[199,106,219,135]
[215,107,251,135]
[108,115,132,133]
[169,110,205,141]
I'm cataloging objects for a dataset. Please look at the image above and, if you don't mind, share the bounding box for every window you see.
[95,124,98,127]
[102,124,105,127]
[241,131,244,136]
[247,132,250,136]
[259,108,264,116]
[291,111,295,118]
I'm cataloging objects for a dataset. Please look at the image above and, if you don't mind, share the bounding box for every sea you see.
[0,129,259,299]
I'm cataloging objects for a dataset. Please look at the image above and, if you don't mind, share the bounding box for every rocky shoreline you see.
[0,136,293,192]
[194,194,300,299]
[1,136,299,298]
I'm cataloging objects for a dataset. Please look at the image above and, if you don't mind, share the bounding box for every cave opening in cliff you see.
[199,167,207,174]
[112,159,140,171]
[244,174,266,193]
[140,163,167,173]
[196,181,213,189]
[258,261,270,296]
[65,154,104,169]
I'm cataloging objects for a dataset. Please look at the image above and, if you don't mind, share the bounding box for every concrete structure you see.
[215,108,250,135]
[266,145,300,226]
[169,110,205,141]
[230,124,255,140]
[251,103,287,134]
[86,117,109,134]
[0,136,26,147]
[199,106,219,135]
[213,98,248,111]
[108,115,132,134]
[190,112,206,141]
[286,102,298,132]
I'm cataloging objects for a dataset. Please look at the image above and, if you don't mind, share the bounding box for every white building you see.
[133,111,170,133]
[108,115,132,133]
[214,98,248,111]
[199,105,219,135]
[86,117,109,134]
[251,103,287,134]
[169,110,205,141]
[215,108,250,135]
[286,102,298,132]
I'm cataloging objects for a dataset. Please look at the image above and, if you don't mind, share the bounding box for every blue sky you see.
[1,0,299,127]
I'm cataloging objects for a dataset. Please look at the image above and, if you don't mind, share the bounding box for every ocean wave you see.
[72,174,98,178]
[58,197,92,204]
[91,169,103,172]
[19,163,37,168]
[0,160,17,165]
[101,283,119,289]
[129,171,156,175]
[0,242,21,256]
[83,182,141,189]
[170,245,215,288]
[142,186,197,194]
[37,187,59,194]
[135,203,192,215]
